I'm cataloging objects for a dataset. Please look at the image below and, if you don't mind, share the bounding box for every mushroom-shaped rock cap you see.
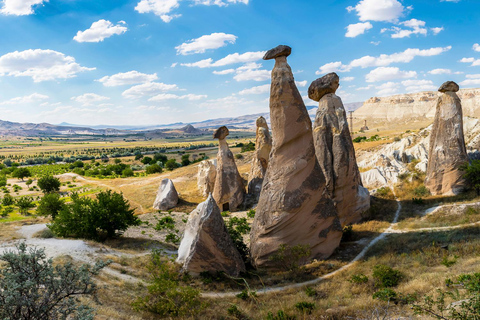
[263,45,292,60]
[213,126,229,140]
[438,81,460,93]
[256,116,268,129]
[308,72,340,102]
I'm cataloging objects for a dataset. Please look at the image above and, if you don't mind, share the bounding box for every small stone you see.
[153,179,178,211]
[438,81,460,93]
[263,45,292,60]
[308,73,340,102]
[213,126,229,140]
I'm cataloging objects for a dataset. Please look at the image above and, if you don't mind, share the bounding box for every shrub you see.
[165,159,180,171]
[0,175,6,187]
[305,286,318,297]
[16,196,35,215]
[141,156,153,165]
[266,310,297,320]
[133,250,204,317]
[269,244,311,272]
[247,209,255,218]
[353,136,367,143]
[122,168,134,177]
[154,216,175,231]
[462,160,480,195]
[12,167,31,181]
[234,153,243,160]
[0,243,107,320]
[373,288,397,302]
[349,273,369,284]
[342,225,354,242]
[294,302,315,314]
[37,175,61,193]
[413,185,430,197]
[373,264,403,288]
[48,190,140,240]
[226,217,250,262]
[240,141,255,152]
[181,154,190,166]
[37,193,64,219]
[25,178,33,186]
[146,164,162,174]
[375,187,393,198]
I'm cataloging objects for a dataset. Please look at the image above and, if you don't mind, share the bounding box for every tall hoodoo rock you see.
[197,159,217,198]
[309,73,370,226]
[176,194,246,276]
[247,116,272,199]
[153,178,179,211]
[425,81,469,195]
[250,45,342,268]
[212,126,245,211]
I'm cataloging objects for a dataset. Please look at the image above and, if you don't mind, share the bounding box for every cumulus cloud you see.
[346,0,405,22]
[122,82,180,98]
[0,93,48,105]
[213,69,235,75]
[181,51,265,68]
[460,74,480,86]
[0,49,94,82]
[376,82,399,96]
[148,93,207,101]
[74,20,127,43]
[0,0,47,15]
[176,33,237,55]
[317,46,451,74]
[233,62,270,82]
[473,43,480,52]
[387,19,427,38]
[459,57,480,66]
[345,22,373,38]
[97,71,158,87]
[296,80,307,87]
[135,0,181,23]
[431,27,444,35]
[428,68,451,74]
[365,67,416,82]
[401,79,436,92]
[193,0,248,6]
[238,84,270,95]
[71,93,110,106]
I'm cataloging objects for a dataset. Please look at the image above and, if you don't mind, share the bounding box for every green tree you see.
[141,156,153,165]
[165,159,180,171]
[12,167,31,181]
[181,154,191,166]
[2,194,14,206]
[122,168,134,177]
[37,193,64,219]
[462,160,480,195]
[0,175,6,187]
[153,153,168,164]
[0,243,107,320]
[146,164,162,174]
[37,175,61,193]
[16,196,35,215]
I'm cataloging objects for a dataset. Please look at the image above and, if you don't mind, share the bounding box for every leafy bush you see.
[373,288,397,302]
[294,302,315,314]
[234,154,243,160]
[36,193,64,219]
[181,154,190,166]
[165,159,180,171]
[349,273,369,284]
[155,216,175,231]
[247,209,255,218]
[226,217,250,262]
[305,286,318,297]
[0,243,107,320]
[146,164,162,174]
[12,167,31,181]
[48,190,140,241]
[37,175,61,193]
[373,264,403,288]
[462,160,480,195]
[240,141,255,153]
[375,187,393,198]
[413,185,430,197]
[0,175,6,187]
[16,196,35,215]
[122,168,134,177]
[133,250,204,317]
[353,136,367,143]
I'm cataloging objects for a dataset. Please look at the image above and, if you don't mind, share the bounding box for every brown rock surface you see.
[308,72,340,102]
[250,45,342,269]
[311,76,370,226]
[247,116,272,199]
[212,126,245,211]
[197,159,217,198]
[425,84,469,195]
[176,194,246,276]
[439,81,460,93]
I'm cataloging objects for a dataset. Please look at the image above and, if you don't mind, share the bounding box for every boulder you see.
[310,74,370,226]
[212,126,245,211]
[176,194,246,276]
[439,81,460,93]
[247,116,272,200]
[308,72,340,102]
[425,81,469,195]
[250,45,342,269]
[153,179,179,211]
[197,159,217,198]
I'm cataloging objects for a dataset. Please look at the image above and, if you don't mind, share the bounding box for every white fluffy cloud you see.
[0,93,48,105]
[343,77,355,81]
[135,0,181,23]
[366,67,416,82]
[473,43,480,52]
[74,20,127,43]
[238,84,270,95]
[71,93,110,106]
[233,62,270,82]
[181,51,265,68]
[459,57,480,66]
[428,68,451,74]
[175,33,237,55]
[431,27,444,35]
[122,82,180,98]
[193,0,248,6]
[213,69,235,75]
[0,49,94,82]
[97,71,158,87]
[317,61,351,74]
[401,79,436,92]
[376,82,399,96]
[347,0,405,22]
[0,0,47,15]
[345,22,373,38]
[387,19,428,38]
[148,93,207,101]
[460,74,480,86]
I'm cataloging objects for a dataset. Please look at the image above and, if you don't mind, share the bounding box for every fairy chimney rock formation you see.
[250,45,342,268]
[247,116,272,199]
[153,179,179,211]
[212,126,245,211]
[425,81,468,196]
[176,194,246,276]
[197,159,217,198]
[309,73,370,226]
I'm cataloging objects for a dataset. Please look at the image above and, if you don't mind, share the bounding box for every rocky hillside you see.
[354,88,480,121]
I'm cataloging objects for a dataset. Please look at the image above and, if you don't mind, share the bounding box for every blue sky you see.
[0,0,479,126]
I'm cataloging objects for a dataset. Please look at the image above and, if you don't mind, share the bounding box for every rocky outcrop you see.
[425,81,469,196]
[247,116,272,199]
[197,159,217,198]
[310,73,370,226]
[250,45,342,269]
[212,126,245,211]
[176,194,246,276]
[153,179,179,211]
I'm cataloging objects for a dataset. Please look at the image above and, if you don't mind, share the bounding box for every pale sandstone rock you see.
[310,74,370,226]
[250,45,342,269]
[247,116,272,200]
[212,126,245,211]
[425,82,469,196]
[153,179,178,211]
[197,159,217,198]
[176,194,246,276]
